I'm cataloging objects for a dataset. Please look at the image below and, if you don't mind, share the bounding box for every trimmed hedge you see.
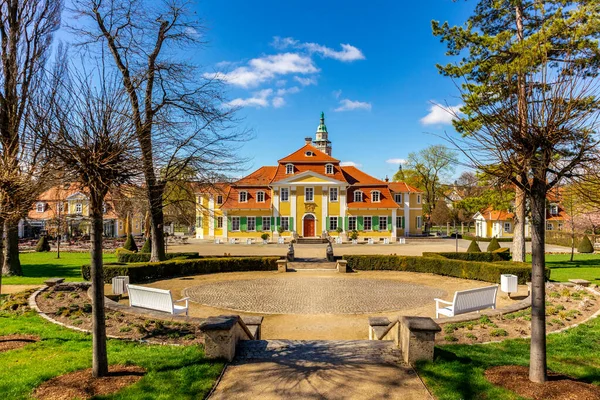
[36,236,51,252]
[82,256,280,283]
[467,240,482,253]
[487,237,501,252]
[462,233,532,243]
[342,254,549,284]
[123,234,138,252]
[141,238,151,253]
[423,248,511,262]
[115,248,200,263]
[578,235,594,254]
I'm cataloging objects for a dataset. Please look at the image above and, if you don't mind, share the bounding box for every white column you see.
[404,193,410,235]
[290,186,297,234]
[272,188,279,233]
[391,209,397,240]
[208,195,215,239]
[322,186,328,235]
[222,211,228,240]
[340,187,347,223]
[195,195,203,239]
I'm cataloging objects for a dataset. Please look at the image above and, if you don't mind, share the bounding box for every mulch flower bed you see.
[486,365,600,400]
[438,284,599,344]
[33,365,145,400]
[0,334,39,353]
[35,286,204,345]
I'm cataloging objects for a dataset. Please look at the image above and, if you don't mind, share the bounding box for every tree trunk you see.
[529,179,547,383]
[2,220,22,276]
[90,192,108,378]
[147,182,166,262]
[513,185,527,262]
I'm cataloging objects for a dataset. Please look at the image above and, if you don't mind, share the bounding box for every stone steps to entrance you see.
[296,237,330,244]
[288,258,337,270]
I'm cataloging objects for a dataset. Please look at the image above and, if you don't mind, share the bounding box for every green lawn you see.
[526,253,600,284]
[416,315,600,399]
[0,308,223,399]
[3,252,117,285]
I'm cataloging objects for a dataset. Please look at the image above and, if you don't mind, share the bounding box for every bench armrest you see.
[175,297,190,307]
[434,298,452,306]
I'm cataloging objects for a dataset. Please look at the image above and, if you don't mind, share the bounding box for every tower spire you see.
[314,112,332,155]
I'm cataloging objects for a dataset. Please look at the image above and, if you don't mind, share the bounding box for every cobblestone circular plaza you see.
[183,277,447,314]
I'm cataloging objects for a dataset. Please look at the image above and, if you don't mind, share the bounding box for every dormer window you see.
[325,164,334,174]
[286,164,294,174]
[57,202,64,212]
[239,191,248,203]
[75,203,82,214]
[256,191,265,203]
[102,203,107,214]
[305,151,315,157]
[394,193,402,203]
[36,202,45,213]
[217,195,223,205]
[372,190,381,203]
[354,190,363,202]
[550,204,558,215]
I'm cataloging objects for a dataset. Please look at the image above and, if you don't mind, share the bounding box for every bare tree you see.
[37,62,140,377]
[69,0,248,261]
[0,0,62,276]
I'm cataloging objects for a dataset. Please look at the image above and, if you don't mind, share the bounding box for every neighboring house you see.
[195,113,424,242]
[473,198,568,239]
[443,186,464,209]
[18,184,144,238]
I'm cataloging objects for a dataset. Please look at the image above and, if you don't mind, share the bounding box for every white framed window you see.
[546,223,553,231]
[75,203,82,213]
[118,220,123,231]
[262,216,271,231]
[217,216,223,229]
[329,187,338,202]
[280,188,289,202]
[217,195,223,204]
[256,191,265,203]
[417,194,421,204]
[281,216,290,231]
[372,191,381,203]
[58,202,64,212]
[354,191,363,202]
[550,204,558,215]
[348,216,357,231]
[396,216,404,229]
[325,164,334,175]
[364,216,372,231]
[286,164,294,174]
[416,216,422,229]
[239,191,248,203]
[305,187,314,202]
[247,216,256,231]
[558,223,563,231]
[504,222,511,232]
[232,216,240,231]
[379,216,387,231]
[394,193,402,203]
[329,216,338,231]
[102,203,107,214]
[36,202,45,213]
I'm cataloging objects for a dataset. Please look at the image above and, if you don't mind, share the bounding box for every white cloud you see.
[225,89,273,108]
[294,76,317,86]
[205,53,318,88]
[340,161,362,167]
[332,89,342,99]
[275,79,287,87]
[334,98,372,112]
[272,97,286,108]
[420,102,463,126]
[386,158,407,165]
[276,86,300,96]
[273,36,365,62]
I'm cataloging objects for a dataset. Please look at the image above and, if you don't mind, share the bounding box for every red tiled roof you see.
[347,187,399,209]
[388,182,423,193]
[478,207,514,221]
[221,187,272,210]
[235,166,277,186]
[341,166,387,186]
[271,163,347,184]
[278,143,339,163]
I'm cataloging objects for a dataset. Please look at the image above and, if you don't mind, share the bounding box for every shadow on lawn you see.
[20,263,82,279]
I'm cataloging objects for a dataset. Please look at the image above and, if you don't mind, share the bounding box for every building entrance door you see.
[303,215,315,237]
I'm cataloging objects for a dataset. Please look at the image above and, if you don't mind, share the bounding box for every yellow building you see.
[195,113,423,242]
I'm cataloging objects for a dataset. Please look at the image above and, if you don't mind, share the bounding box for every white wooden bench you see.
[435,285,498,318]
[127,284,190,316]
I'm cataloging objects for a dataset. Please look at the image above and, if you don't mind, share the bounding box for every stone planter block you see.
[336,260,348,273]
[400,316,441,365]
[277,260,288,273]
[200,315,248,361]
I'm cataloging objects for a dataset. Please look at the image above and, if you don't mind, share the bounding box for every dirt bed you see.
[486,365,600,400]
[438,284,599,344]
[0,334,39,352]
[35,287,204,345]
[33,365,145,400]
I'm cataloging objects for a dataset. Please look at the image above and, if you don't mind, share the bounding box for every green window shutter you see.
[241,217,247,231]
[373,216,379,231]
[402,216,405,229]
[344,216,349,231]
[271,217,275,227]
[257,217,262,231]
[338,217,342,230]
[227,216,232,231]
[388,216,392,231]
[358,216,364,230]
[326,215,330,230]
[289,217,294,231]
[276,217,280,228]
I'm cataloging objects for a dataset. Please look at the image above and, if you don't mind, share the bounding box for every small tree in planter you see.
[467,239,482,253]
[277,226,285,235]
[349,230,359,243]
[577,235,594,254]
[261,232,270,244]
[36,236,51,252]
[487,237,501,252]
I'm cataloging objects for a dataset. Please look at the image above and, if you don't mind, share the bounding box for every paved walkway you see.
[210,340,432,400]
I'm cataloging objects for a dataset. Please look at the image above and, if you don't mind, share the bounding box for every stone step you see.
[288,260,337,270]
[296,238,330,244]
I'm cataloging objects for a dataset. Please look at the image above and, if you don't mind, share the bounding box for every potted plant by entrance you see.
[261,232,270,244]
[336,226,344,244]
[349,229,359,244]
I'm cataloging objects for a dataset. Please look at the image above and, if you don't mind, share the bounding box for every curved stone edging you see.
[434,295,532,325]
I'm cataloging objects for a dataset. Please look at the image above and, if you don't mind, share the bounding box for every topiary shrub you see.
[140,238,151,253]
[35,236,51,252]
[487,237,501,252]
[577,235,594,253]
[123,234,138,253]
[467,239,482,253]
